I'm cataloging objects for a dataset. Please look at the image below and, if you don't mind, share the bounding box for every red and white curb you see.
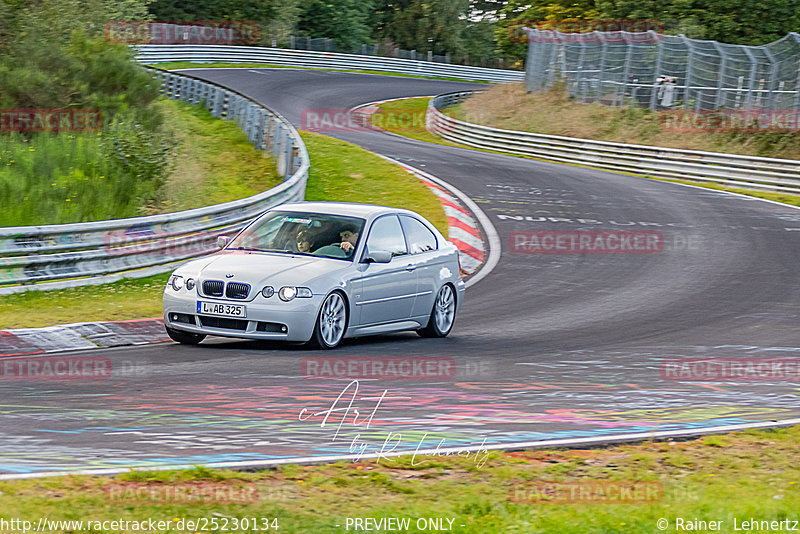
[377,154,500,283]
[0,318,167,357]
[419,177,484,274]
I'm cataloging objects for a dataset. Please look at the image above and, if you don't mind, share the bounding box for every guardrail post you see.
[264,117,275,150]
[291,145,301,174]
[212,88,224,117]
[253,109,265,149]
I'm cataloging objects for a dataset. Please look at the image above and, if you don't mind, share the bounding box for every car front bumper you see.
[163,291,323,343]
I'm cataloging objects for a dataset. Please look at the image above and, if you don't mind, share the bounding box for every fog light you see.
[281,325,288,332]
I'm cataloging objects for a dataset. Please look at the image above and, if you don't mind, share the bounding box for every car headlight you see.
[278,286,312,301]
[185,278,195,291]
[261,286,275,298]
[169,275,184,291]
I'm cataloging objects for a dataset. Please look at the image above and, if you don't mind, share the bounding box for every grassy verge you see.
[1,426,798,533]
[1,132,447,329]
[300,131,447,235]
[148,62,493,84]
[152,100,281,215]
[451,83,800,160]
[0,99,280,226]
[0,274,169,329]
[374,97,513,157]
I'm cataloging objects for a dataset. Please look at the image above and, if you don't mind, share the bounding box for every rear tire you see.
[308,291,348,349]
[418,284,456,338]
[165,326,206,345]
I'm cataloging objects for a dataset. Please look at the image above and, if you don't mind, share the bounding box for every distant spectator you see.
[656,75,677,108]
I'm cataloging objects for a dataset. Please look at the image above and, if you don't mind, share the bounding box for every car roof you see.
[271,201,418,220]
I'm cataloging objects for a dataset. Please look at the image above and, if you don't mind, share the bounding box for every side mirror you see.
[363,250,392,264]
[217,235,230,249]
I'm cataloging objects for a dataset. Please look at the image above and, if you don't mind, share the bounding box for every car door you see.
[356,215,417,326]
[399,215,443,319]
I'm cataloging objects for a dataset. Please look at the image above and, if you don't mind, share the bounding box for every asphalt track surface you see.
[2,69,800,477]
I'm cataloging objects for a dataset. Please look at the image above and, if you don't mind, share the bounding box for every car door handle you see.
[405,264,416,271]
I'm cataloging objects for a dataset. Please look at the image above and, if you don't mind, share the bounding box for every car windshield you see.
[227,211,366,261]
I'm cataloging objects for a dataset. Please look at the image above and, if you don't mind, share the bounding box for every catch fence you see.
[525,29,800,111]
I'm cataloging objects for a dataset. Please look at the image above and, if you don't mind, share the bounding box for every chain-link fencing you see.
[525,29,800,111]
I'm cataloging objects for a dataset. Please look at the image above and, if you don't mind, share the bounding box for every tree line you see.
[146,0,800,66]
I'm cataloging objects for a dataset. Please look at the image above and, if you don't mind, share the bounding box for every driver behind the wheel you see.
[337,224,360,256]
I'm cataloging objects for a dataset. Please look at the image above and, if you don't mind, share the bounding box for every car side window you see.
[365,215,407,257]
[399,215,438,254]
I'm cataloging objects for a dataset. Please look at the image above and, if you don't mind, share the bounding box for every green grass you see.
[0,274,169,328]
[0,99,280,226]
[375,97,512,156]
[0,130,152,226]
[148,62,493,84]
[155,99,281,214]
[374,97,453,145]
[1,426,798,533]
[301,130,447,235]
[1,132,446,329]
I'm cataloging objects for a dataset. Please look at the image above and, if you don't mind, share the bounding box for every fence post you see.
[790,33,800,111]
[576,41,587,101]
[795,70,800,111]
[525,29,537,92]
[762,47,778,109]
[712,41,726,109]
[743,48,757,109]
[546,38,559,88]
[620,33,634,106]
[596,34,608,102]
[681,35,693,110]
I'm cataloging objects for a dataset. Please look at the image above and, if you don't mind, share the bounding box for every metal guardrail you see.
[133,45,525,83]
[427,92,800,194]
[0,68,309,294]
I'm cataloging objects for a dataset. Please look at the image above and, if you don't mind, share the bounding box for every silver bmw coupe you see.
[163,202,466,349]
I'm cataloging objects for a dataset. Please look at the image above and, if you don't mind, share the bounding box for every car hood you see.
[180,251,350,288]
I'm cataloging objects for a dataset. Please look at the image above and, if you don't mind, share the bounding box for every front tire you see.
[308,291,348,349]
[418,284,456,338]
[165,326,206,345]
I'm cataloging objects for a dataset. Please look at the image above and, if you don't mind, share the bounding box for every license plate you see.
[197,301,247,318]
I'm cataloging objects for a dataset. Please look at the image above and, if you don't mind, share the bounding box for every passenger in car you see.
[295,229,316,253]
